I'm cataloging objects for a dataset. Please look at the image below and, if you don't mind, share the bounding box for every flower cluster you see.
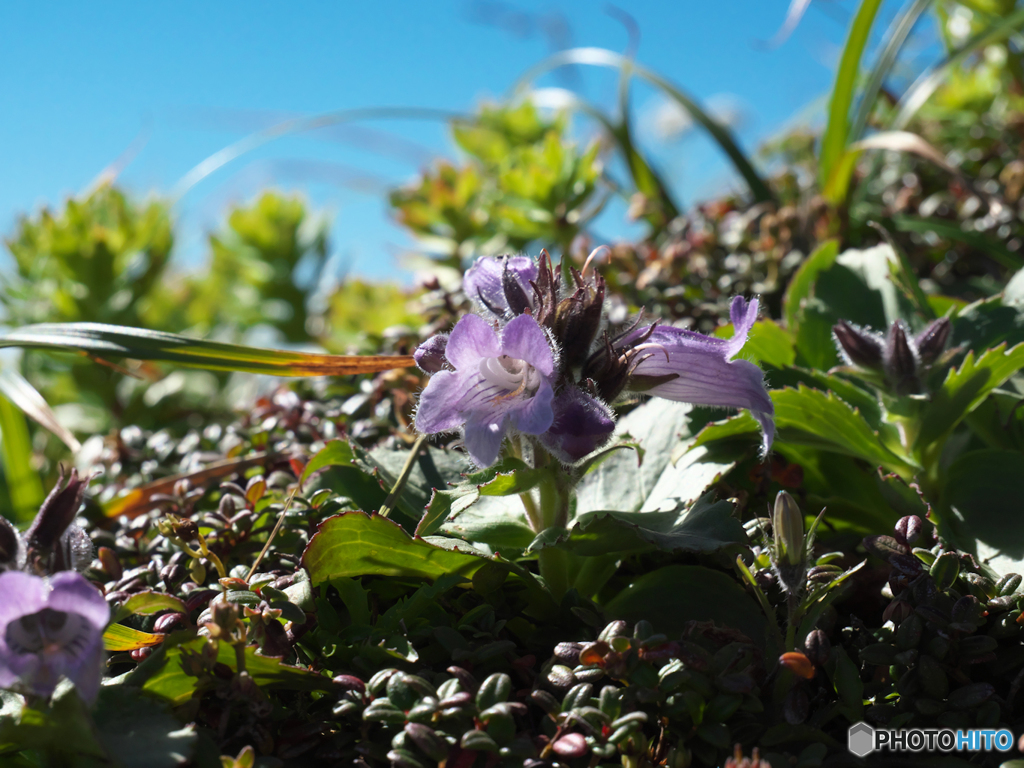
[414,251,774,466]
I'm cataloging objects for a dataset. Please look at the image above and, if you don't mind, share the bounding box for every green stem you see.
[536,468,572,600]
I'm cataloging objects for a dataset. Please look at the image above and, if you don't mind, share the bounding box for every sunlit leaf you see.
[303,510,489,584]
[103,624,165,651]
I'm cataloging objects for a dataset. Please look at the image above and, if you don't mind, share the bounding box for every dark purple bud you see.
[894,515,925,546]
[539,386,615,463]
[915,317,951,366]
[884,321,921,394]
[833,320,884,369]
[413,334,449,374]
[502,263,532,315]
[554,272,606,369]
[24,467,88,574]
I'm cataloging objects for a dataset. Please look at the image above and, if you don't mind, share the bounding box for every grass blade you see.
[0,323,415,377]
[0,395,44,524]
[848,0,934,143]
[513,47,773,203]
[819,0,885,195]
[890,7,1024,130]
[0,369,81,453]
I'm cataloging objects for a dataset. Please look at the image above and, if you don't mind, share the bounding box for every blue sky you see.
[0,1,916,279]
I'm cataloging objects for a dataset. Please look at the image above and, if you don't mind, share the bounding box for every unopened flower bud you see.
[833,320,884,369]
[914,317,951,366]
[884,321,920,394]
[773,491,804,567]
[803,629,831,666]
[502,262,532,315]
[413,334,449,374]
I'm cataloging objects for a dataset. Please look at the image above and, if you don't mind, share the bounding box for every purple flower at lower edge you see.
[416,313,556,467]
[625,296,775,453]
[0,571,109,703]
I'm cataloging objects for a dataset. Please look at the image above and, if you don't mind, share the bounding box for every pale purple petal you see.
[47,572,110,630]
[463,256,538,315]
[508,378,555,435]
[416,370,471,434]
[445,314,500,370]
[724,296,759,358]
[0,571,47,625]
[629,328,774,452]
[501,315,555,376]
[540,387,616,463]
[463,413,507,468]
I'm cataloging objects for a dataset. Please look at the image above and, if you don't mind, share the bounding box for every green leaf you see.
[576,400,703,514]
[603,565,766,648]
[0,681,105,758]
[303,510,489,584]
[784,239,839,332]
[140,636,332,705]
[565,492,745,557]
[354,442,467,524]
[717,319,795,368]
[0,395,44,525]
[300,440,358,486]
[417,458,546,538]
[951,295,1024,354]
[0,322,414,377]
[773,386,914,472]
[93,686,197,768]
[916,343,1024,450]
[818,0,884,199]
[103,624,166,651]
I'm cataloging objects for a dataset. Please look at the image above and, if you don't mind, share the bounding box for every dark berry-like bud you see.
[804,629,831,666]
[894,515,925,546]
[833,320,884,369]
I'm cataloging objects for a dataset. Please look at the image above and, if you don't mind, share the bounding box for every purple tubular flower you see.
[625,296,775,453]
[463,256,538,317]
[0,571,109,703]
[540,386,616,463]
[415,313,556,467]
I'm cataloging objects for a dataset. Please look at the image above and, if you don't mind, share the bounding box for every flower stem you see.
[536,470,572,600]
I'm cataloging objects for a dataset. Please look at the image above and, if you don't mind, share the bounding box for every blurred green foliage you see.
[390,102,602,264]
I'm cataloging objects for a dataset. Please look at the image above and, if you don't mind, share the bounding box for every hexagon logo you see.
[848,722,875,757]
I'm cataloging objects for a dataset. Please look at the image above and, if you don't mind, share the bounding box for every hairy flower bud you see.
[24,467,89,575]
[914,317,951,366]
[553,270,606,369]
[884,321,920,394]
[413,334,449,374]
[833,320,885,369]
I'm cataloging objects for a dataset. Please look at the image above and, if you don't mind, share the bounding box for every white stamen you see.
[479,355,527,391]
